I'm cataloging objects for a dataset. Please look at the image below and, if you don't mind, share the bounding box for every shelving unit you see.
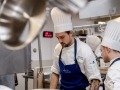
[73,24,106,30]
[73,23,106,36]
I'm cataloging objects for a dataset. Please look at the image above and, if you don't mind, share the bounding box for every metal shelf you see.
[78,36,87,38]
[73,24,106,30]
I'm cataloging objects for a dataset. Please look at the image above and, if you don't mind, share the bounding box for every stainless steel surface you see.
[0,74,15,89]
[0,42,31,75]
[79,0,120,21]
[37,34,43,73]
[48,0,90,14]
[0,0,46,50]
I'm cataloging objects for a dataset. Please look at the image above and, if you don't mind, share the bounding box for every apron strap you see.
[74,39,78,65]
[59,47,63,60]
[102,78,105,90]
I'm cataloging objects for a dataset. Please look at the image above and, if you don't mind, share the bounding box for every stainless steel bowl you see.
[0,0,46,50]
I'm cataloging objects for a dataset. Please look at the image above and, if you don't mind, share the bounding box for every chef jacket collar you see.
[63,42,74,50]
[110,57,120,66]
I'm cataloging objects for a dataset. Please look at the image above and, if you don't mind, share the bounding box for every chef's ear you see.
[69,30,74,35]
[105,46,111,54]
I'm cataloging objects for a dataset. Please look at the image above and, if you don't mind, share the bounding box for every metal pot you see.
[0,0,46,50]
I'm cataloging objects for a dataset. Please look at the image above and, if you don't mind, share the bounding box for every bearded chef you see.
[50,7,101,90]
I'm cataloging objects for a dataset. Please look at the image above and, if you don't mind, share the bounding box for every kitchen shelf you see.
[78,36,87,38]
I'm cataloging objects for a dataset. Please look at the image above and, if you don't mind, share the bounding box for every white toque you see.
[101,20,120,51]
[86,35,101,52]
[51,7,73,33]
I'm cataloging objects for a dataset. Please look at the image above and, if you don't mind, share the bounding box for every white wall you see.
[31,13,58,61]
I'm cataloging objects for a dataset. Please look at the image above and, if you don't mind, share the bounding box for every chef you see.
[50,7,101,90]
[101,20,120,90]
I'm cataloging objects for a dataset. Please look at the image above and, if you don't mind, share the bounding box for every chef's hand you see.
[89,79,100,90]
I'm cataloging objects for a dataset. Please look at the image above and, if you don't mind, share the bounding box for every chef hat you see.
[86,35,101,52]
[101,20,120,51]
[51,7,73,33]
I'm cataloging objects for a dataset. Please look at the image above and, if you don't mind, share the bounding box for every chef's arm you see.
[89,79,100,90]
[50,72,59,89]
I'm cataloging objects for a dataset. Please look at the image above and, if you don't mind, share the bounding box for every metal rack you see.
[73,23,107,36]
[73,23,107,30]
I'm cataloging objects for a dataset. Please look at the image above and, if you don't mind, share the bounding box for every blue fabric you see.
[103,57,120,90]
[59,39,89,90]
[102,77,105,90]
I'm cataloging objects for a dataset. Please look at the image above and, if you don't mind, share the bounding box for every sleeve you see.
[51,45,60,75]
[105,68,120,90]
[84,47,102,82]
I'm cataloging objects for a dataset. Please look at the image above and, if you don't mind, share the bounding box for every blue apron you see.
[59,39,89,90]
[103,57,120,90]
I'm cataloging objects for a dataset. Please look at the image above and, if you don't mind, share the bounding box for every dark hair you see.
[65,31,70,34]
[97,35,102,41]
[103,46,120,53]
[113,50,120,53]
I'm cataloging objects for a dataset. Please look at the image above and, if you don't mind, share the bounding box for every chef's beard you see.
[61,38,72,47]
[61,42,70,47]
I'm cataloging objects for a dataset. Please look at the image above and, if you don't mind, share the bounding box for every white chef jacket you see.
[104,57,120,90]
[51,37,101,82]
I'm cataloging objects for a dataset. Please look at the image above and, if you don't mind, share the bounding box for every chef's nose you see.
[58,39,63,43]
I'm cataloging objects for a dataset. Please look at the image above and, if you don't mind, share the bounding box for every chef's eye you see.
[60,36,65,39]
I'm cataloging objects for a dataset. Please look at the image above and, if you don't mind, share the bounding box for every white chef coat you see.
[51,37,101,82]
[104,57,120,90]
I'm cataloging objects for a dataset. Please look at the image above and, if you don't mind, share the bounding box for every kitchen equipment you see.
[0,0,46,50]
[48,0,91,14]
[79,0,120,21]
[0,0,93,50]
